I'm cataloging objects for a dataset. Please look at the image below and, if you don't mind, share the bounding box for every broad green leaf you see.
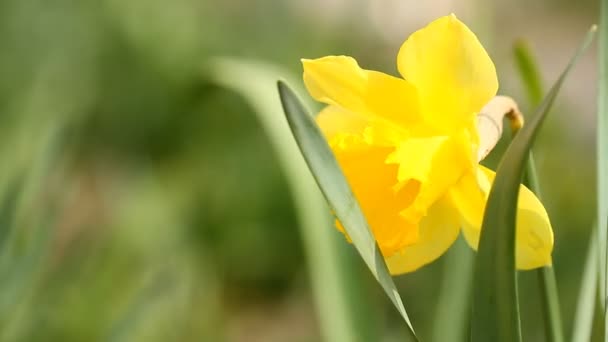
[471,27,596,342]
[599,0,608,337]
[277,81,418,341]
[513,40,564,342]
[207,58,377,342]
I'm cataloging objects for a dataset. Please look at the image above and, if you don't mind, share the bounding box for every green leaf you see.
[513,40,564,342]
[207,58,378,342]
[513,40,544,107]
[0,177,24,251]
[277,81,418,341]
[572,226,599,342]
[471,26,596,342]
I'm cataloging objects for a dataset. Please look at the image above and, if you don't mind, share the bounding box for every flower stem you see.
[536,259,564,342]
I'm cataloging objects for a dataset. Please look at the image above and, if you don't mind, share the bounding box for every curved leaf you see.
[513,40,564,342]
[470,27,596,341]
[207,58,377,342]
[278,81,418,341]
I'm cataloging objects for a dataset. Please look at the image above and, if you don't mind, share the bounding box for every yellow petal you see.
[316,106,404,149]
[397,14,498,129]
[386,196,461,274]
[329,141,420,257]
[302,56,420,127]
[386,130,474,223]
[449,165,554,269]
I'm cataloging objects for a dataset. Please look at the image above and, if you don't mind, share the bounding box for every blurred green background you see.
[0,0,600,341]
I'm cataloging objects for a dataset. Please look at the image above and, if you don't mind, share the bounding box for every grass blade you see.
[471,26,596,342]
[513,40,564,342]
[599,0,608,336]
[277,81,418,341]
[514,40,545,106]
[207,58,377,342]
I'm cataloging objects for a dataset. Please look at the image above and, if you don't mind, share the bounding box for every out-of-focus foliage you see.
[0,0,598,341]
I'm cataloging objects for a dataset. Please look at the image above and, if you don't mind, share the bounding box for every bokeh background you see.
[0,0,600,341]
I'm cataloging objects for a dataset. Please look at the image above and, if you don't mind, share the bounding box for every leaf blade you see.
[204,57,379,342]
[206,58,376,342]
[470,26,596,342]
[572,226,599,342]
[277,81,418,341]
[513,40,564,342]
[513,40,545,107]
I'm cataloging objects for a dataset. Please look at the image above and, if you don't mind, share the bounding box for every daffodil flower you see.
[302,14,553,275]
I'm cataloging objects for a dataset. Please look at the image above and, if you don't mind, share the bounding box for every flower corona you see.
[302,14,553,274]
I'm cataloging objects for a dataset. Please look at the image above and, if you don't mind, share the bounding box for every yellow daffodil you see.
[302,14,553,274]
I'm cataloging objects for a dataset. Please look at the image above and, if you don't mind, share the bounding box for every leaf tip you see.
[277,80,289,96]
[277,80,294,109]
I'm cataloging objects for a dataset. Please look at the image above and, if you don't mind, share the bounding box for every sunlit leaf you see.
[208,58,377,342]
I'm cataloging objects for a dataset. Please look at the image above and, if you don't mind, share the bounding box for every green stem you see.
[523,152,564,342]
[536,267,564,342]
[432,237,475,342]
